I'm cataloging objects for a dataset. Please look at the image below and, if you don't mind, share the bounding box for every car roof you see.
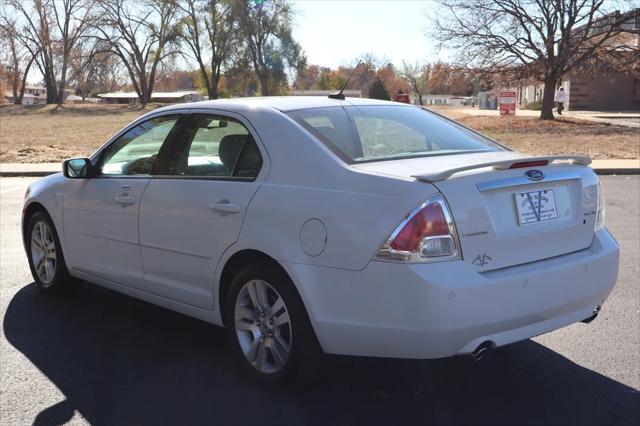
[153,96,413,114]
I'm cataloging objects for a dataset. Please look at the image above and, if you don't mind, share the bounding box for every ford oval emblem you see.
[525,169,545,181]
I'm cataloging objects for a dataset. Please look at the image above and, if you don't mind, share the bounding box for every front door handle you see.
[115,195,136,205]
[210,202,240,214]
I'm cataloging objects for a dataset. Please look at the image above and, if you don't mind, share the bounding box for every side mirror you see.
[62,158,94,179]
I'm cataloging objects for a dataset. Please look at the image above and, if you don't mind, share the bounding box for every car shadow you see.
[3,281,639,426]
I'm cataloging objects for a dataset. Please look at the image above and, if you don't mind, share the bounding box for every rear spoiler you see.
[412,155,592,182]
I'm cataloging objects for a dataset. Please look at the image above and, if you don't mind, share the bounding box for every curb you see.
[1,171,60,177]
[593,168,640,175]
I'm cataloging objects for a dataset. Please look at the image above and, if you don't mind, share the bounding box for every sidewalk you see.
[1,159,638,177]
[451,107,640,128]
[589,159,640,174]
[1,163,62,177]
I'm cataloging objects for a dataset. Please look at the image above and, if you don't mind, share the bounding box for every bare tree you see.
[6,0,94,104]
[178,0,238,99]
[52,0,96,103]
[399,62,431,105]
[68,38,123,100]
[94,0,180,104]
[0,16,38,104]
[353,54,379,95]
[431,1,639,119]
[236,0,304,96]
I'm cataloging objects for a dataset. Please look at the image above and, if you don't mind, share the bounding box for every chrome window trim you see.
[153,175,256,182]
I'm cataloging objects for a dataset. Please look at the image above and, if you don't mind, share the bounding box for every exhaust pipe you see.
[581,305,601,324]
[471,341,495,362]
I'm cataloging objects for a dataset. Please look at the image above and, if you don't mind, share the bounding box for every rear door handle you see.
[210,203,240,214]
[115,195,136,205]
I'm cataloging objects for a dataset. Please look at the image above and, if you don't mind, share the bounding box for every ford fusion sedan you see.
[22,96,619,382]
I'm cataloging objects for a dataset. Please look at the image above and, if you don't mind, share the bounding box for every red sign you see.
[499,91,516,116]
[395,93,410,104]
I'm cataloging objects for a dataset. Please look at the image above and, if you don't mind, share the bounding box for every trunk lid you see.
[353,152,599,271]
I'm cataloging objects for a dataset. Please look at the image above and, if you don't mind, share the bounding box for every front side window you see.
[100,115,180,175]
[166,114,262,179]
[288,106,503,163]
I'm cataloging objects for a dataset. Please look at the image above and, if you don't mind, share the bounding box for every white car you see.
[22,97,619,382]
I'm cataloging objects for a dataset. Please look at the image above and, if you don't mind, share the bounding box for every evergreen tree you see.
[368,77,390,100]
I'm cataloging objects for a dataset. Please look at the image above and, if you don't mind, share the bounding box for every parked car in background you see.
[22,97,619,383]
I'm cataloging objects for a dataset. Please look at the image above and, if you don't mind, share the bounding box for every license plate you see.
[514,189,559,225]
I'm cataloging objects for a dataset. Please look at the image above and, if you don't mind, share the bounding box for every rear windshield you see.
[287,105,503,163]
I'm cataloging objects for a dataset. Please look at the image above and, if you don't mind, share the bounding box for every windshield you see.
[287,105,504,163]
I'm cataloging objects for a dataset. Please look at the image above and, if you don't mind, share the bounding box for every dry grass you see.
[430,106,640,160]
[0,104,154,163]
[0,103,638,163]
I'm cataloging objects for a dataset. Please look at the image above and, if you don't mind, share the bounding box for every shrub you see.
[526,100,543,110]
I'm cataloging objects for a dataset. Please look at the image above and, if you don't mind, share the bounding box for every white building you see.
[420,95,473,106]
[98,91,204,104]
[3,86,47,105]
[292,90,362,98]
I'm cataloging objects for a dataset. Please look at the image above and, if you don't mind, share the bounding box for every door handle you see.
[115,195,136,205]
[210,202,240,214]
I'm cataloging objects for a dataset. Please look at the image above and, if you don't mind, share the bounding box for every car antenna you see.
[328,60,363,100]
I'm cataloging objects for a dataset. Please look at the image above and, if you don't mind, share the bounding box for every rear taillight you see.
[376,194,461,262]
[595,180,605,230]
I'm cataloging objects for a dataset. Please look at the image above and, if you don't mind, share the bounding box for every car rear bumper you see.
[283,228,619,359]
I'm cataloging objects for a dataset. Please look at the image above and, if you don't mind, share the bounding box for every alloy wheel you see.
[31,220,56,285]
[234,279,292,374]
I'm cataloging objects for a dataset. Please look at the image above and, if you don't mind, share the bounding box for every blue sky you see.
[291,0,445,68]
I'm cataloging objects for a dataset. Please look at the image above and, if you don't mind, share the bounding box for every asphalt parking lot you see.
[1,176,638,426]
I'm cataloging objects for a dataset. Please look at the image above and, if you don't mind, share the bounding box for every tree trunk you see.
[43,73,52,103]
[196,59,212,99]
[210,66,223,100]
[540,76,556,120]
[140,74,149,105]
[44,67,59,104]
[258,72,270,96]
[141,88,150,105]
[210,77,219,100]
[42,54,60,104]
[57,61,69,106]
[11,63,19,104]
[16,57,34,105]
[418,93,424,106]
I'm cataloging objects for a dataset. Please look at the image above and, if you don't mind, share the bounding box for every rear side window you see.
[288,106,503,163]
[166,114,262,179]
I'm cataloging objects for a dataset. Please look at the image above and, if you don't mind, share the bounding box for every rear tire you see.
[224,261,321,385]
[26,211,74,293]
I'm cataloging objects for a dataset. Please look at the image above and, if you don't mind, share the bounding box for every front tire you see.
[224,262,320,384]
[26,211,73,293]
